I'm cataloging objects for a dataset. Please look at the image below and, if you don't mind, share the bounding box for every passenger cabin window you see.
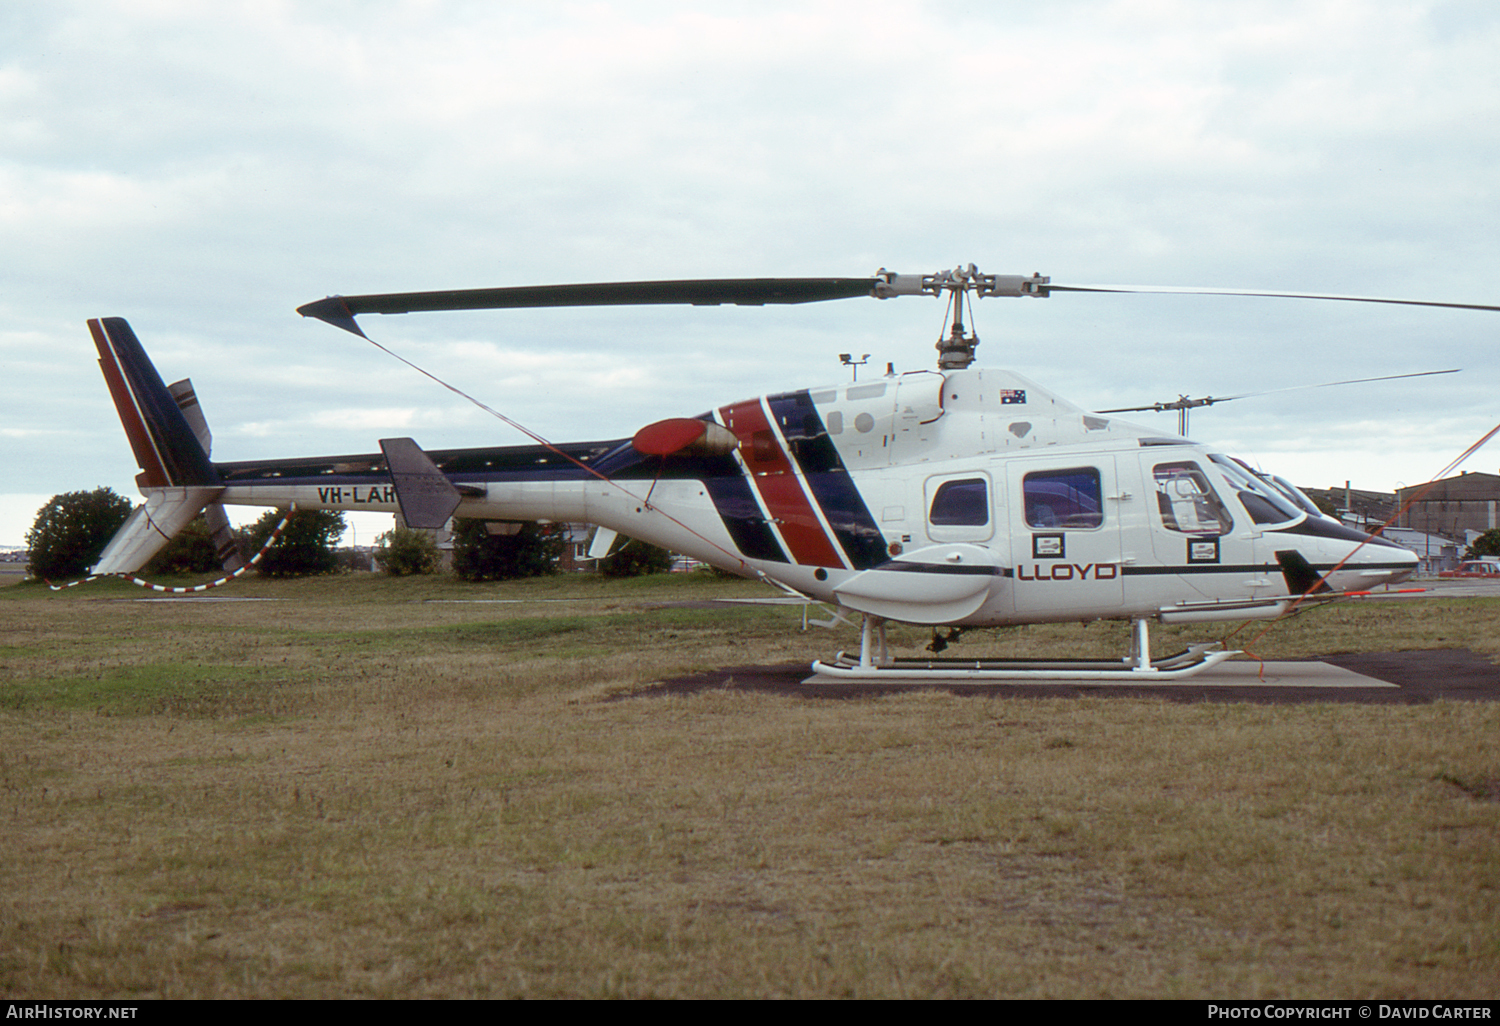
[1023,468,1103,529]
[1153,462,1233,535]
[928,478,989,526]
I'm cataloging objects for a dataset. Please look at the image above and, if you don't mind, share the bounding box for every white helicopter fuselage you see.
[214,365,1418,628]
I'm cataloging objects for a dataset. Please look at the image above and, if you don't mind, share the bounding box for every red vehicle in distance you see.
[1438,560,1500,579]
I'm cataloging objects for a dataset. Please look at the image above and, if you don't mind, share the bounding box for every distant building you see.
[1396,472,1500,543]
[1300,483,1398,529]
[1376,526,1459,576]
[1299,481,1473,574]
[557,524,594,572]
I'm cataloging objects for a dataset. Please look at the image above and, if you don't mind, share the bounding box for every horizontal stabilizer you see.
[380,437,462,529]
[91,486,224,575]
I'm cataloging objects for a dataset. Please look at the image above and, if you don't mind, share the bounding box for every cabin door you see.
[1007,456,1125,620]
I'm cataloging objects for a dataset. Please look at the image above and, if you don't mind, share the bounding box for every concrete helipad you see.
[800,659,1398,688]
[646,649,1500,704]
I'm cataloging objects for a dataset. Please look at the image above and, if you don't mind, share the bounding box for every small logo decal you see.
[1033,534,1065,559]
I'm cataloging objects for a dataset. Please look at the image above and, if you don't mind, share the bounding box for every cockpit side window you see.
[1153,462,1233,535]
[1023,468,1103,529]
[929,477,989,526]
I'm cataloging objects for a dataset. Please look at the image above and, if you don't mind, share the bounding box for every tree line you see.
[23,487,672,581]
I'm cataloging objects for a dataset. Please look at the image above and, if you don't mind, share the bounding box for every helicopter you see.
[85,265,1499,681]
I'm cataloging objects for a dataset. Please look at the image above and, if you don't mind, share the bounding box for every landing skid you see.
[808,615,1239,682]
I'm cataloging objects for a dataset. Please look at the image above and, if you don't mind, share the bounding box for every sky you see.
[3,0,1498,547]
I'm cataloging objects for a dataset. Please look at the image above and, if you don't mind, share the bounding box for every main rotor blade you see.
[297,268,1500,338]
[1042,283,1500,314]
[298,277,882,335]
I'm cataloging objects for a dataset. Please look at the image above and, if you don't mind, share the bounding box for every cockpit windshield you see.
[1260,471,1326,518]
[1225,456,1327,518]
[1209,454,1303,526]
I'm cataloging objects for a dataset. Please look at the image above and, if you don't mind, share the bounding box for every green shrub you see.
[452,520,561,581]
[145,516,224,575]
[25,487,134,580]
[374,527,442,576]
[244,509,346,577]
[1464,528,1500,560]
[598,537,674,577]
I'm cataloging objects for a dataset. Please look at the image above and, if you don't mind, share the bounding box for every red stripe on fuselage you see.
[718,398,845,568]
[89,318,169,488]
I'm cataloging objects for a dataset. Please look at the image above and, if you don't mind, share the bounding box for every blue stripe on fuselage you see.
[765,390,887,570]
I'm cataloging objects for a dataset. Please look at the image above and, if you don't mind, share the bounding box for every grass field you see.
[2,570,1497,998]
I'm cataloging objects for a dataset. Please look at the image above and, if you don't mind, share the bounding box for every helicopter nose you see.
[1266,522,1419,594]
[1365,542,1420,585]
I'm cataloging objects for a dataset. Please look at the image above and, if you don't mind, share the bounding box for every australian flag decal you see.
[1000,389,1026,404]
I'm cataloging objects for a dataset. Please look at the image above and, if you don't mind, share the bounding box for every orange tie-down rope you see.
[47,506,296,593]
[1224,422,1500,677]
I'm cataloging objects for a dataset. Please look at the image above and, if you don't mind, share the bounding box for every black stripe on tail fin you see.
[88,318,218,488]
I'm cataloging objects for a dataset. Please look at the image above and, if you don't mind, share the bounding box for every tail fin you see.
[88,318,229,575]
[89,317,217,488]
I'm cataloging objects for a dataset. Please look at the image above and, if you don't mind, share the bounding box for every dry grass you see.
[1,573,1497,998]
